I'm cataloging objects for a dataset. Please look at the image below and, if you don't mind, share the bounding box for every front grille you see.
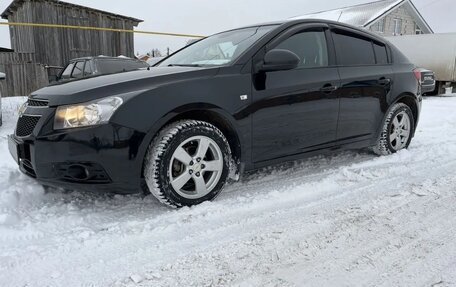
[28,99,49,107]
[16,115,41,137]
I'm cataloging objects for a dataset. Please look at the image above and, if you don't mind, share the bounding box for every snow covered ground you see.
[1,96,456,287]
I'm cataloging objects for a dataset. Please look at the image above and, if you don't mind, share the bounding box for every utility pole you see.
[167,47,170,56]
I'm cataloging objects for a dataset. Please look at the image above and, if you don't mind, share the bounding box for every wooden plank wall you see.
[8,1,35,53]
[9,1,137,68]
[2,0,139,97]
[0,52,48,97]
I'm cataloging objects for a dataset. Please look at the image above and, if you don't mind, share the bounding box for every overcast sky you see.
[0,0,454,55]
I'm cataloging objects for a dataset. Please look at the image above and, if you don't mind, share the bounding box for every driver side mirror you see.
[260,49,300,72]
[0,72,5,80]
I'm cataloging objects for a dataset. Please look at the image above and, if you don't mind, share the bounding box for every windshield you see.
[158,25,276,67]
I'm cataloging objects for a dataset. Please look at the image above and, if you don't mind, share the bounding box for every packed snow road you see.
[0,96,456,287]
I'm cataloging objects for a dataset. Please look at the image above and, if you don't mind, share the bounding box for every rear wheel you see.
[144,120,231,208]
[373,103,415,155]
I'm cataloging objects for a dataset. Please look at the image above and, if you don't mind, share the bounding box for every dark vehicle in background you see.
[55,56,149,82]
[8,19,422,208]
[415,68,436,94]
[0,72,5,126]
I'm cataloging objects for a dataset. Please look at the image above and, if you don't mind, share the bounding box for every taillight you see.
[413,69,422,84]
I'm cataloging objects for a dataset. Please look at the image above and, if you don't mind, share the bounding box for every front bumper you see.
[9,113,148,194]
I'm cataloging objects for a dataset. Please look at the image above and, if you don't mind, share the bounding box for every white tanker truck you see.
[387,33,456,95]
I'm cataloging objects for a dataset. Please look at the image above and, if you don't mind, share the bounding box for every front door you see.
[251,26,340,163]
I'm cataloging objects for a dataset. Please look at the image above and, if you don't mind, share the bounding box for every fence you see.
[0,52,49,97]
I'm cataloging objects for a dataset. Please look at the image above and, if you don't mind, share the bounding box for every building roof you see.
[1,0,143,24]
[292,0,433,33]
[0,47,14,52]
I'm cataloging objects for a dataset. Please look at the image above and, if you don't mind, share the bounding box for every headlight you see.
[54,96,123,130]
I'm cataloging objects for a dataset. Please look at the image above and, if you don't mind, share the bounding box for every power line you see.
[0,21,205,38]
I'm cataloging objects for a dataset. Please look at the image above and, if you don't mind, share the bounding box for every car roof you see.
[223,18,386,43]
[70,56,142,62]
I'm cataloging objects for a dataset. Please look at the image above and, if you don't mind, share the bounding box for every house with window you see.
[294,0,433,36]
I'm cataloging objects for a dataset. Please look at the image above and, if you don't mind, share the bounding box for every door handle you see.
[378,78,391,86]
[320,84,338,93]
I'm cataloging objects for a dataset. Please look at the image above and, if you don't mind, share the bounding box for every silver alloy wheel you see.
[389,111,411,151]
[168,136,224,199]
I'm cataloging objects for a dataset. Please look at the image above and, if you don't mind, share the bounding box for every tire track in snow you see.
[1,97,456,286]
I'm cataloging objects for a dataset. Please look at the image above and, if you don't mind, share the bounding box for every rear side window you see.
[84,61,93,76]
[333,31,376,66]
[373,42,389,64]
[274,31,328,68]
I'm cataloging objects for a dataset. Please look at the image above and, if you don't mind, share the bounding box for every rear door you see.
[331,27,394,143]
[251,24,341,163]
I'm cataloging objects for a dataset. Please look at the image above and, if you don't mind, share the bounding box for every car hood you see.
[30,66,219,106]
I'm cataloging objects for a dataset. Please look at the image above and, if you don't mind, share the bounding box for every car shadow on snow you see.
[222,149,376,195]
[9,148,377,222]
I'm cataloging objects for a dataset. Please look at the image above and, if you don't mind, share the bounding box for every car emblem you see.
[240,95,248,101]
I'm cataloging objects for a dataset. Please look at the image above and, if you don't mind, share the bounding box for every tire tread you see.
[144,120,230,208]
[373,103,413,156]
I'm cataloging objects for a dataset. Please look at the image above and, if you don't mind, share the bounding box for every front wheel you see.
[373,103,415,155]
[144,120,231,208]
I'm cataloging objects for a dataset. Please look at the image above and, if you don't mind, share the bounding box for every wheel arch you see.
[374,92,420,142]
[393,93,420,127]
[161,107,243,164]
[139,103,243,182]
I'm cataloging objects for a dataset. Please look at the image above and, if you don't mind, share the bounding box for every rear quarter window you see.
[373,42,389,65]
[333,31,376,66]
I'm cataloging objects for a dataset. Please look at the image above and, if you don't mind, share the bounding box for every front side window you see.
[60,63,75,79]
[72,61,84,78]
[158,26,276,67]
[333,31,376,66]
[274,31,328,68]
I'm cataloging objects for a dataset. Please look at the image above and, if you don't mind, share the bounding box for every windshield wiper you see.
[167,64,203,67]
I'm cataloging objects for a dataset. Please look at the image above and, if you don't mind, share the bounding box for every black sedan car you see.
[9,19,422,208]
[56,56,149,82]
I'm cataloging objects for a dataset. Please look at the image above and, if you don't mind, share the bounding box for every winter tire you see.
[373,103,415,155]
[144,120,231,208]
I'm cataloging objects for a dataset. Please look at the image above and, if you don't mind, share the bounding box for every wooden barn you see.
[0,0,143,97]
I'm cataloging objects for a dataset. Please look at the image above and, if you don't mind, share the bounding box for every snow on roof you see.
[292,0,403,27]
